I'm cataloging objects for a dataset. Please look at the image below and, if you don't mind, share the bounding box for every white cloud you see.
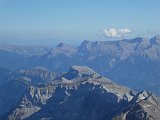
[102,28,132,38]
[119,29,131,34]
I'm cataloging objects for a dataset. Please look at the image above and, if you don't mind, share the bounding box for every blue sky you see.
[0,0,160,44]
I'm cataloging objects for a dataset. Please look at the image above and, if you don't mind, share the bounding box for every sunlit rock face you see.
[62,66,100,79]
[0,66,159,120]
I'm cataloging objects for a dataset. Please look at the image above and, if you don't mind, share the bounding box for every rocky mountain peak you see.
[80,40,90,45]
[134,91,151,102]
[55,42,76,52]
[62,66,100,80]
[56,42,70,48]
[153,35,160,40]
[46,42,77,57]
[78,40,92,52]
[150,35,160,45]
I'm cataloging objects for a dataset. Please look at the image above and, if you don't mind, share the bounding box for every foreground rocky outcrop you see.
[113,91,160,120]
[0,66,159,120]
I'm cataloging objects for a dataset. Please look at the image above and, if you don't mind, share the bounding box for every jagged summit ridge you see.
[0,66,160,120]
[62,65,100,80]
[56,42,71,48]
[150,35,160,45]
[47,42,77,57]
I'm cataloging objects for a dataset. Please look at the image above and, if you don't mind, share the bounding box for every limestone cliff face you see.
[0,66,159,120]
[113,91,160,120]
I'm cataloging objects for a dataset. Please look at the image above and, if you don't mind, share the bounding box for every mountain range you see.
[0,36,160,95]
[0,66,160,120]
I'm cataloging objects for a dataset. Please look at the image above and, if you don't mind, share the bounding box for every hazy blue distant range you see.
[0,35,160,95]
